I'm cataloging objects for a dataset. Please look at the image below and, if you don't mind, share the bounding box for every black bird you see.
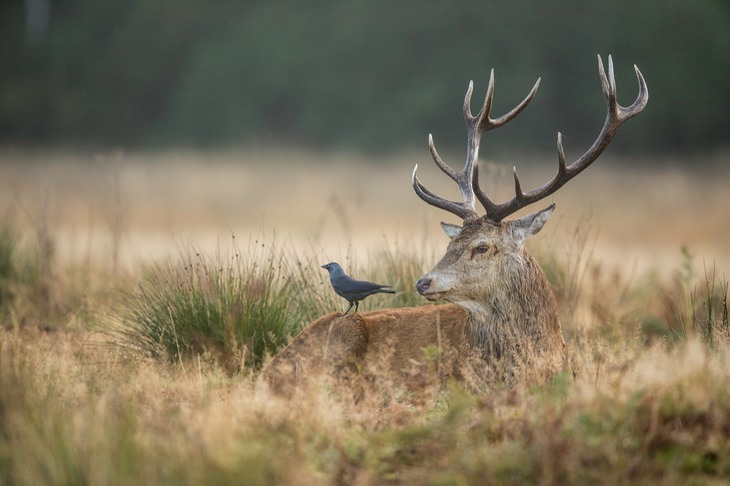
[321,262,395,314]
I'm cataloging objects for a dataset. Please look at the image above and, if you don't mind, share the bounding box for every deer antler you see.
[475,55,648,222]
[412,69,541,220]
[414,55,649,223]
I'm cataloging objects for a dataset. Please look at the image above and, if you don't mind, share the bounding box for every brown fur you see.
[263,304,470,396]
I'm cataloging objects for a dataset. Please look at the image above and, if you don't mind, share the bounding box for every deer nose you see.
[415,276,431,295]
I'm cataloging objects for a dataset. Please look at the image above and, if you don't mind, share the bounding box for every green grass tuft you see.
[115,236,311,371]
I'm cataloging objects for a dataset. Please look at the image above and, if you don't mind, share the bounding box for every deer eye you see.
[471,244,491,258]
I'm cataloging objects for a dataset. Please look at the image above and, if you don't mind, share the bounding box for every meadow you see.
[1,149,729,484]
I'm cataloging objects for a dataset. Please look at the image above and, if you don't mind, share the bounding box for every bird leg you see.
[344,301,355,315]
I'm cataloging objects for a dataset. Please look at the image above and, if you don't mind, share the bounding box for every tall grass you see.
[0,217,18,322]
[662,248,729,346]
[0,214,56,328]
[372,239,431,309]
[115,236,306,371]
[0,212,112,332]
[0,335,142,485]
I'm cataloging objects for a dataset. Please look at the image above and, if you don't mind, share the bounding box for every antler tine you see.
[463,80,476,122]
[412,164,476,220]
[466,69,542,135]
[413,72,541,222]
[477,74,541,133]
[475,54,649,223]
[428,134,458,181]
[625,62,649,117]
[413,131,478,220]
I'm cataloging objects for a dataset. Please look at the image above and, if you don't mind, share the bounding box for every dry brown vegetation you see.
[1,149,729,484]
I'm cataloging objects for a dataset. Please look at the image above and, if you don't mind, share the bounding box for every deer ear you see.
[440,222,462,239]
[510,204,555,244]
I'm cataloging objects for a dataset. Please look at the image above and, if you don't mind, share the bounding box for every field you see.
[1,149,730,484]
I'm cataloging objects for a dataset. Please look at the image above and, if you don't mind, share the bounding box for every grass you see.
[2,233,730,484]
[649,246,730,348]
[1,152,730,484]
[2,328,729,484]
[0,216,18,321]
[113,236,301,371]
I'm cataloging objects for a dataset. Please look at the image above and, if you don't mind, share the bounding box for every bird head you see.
[320,262,341,274]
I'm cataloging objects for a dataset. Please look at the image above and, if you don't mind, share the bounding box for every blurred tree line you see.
[1,0,728,156]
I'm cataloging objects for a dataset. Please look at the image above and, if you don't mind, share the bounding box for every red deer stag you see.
[263,55,648,395]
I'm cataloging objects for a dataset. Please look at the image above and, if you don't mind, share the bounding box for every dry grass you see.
[1,148,730,484]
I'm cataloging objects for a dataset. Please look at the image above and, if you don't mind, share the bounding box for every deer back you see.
[262,304,470,396]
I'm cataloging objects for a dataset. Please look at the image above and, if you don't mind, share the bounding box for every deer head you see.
[414,55,648,311]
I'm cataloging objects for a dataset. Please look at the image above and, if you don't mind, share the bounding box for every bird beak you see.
[320,264,327,269]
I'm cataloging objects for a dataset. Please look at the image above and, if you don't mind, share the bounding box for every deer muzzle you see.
[416,275,447,301]
[415,276,431,295]
[417,264,462,302]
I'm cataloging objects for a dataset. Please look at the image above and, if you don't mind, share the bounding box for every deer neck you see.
[466,250,560,359]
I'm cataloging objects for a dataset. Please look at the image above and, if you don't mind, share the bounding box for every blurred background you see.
[1,0,728,155]
[0,0,729,273]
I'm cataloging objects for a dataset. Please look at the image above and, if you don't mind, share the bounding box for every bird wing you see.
[350,279,392,292]
[332,274,391,293]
